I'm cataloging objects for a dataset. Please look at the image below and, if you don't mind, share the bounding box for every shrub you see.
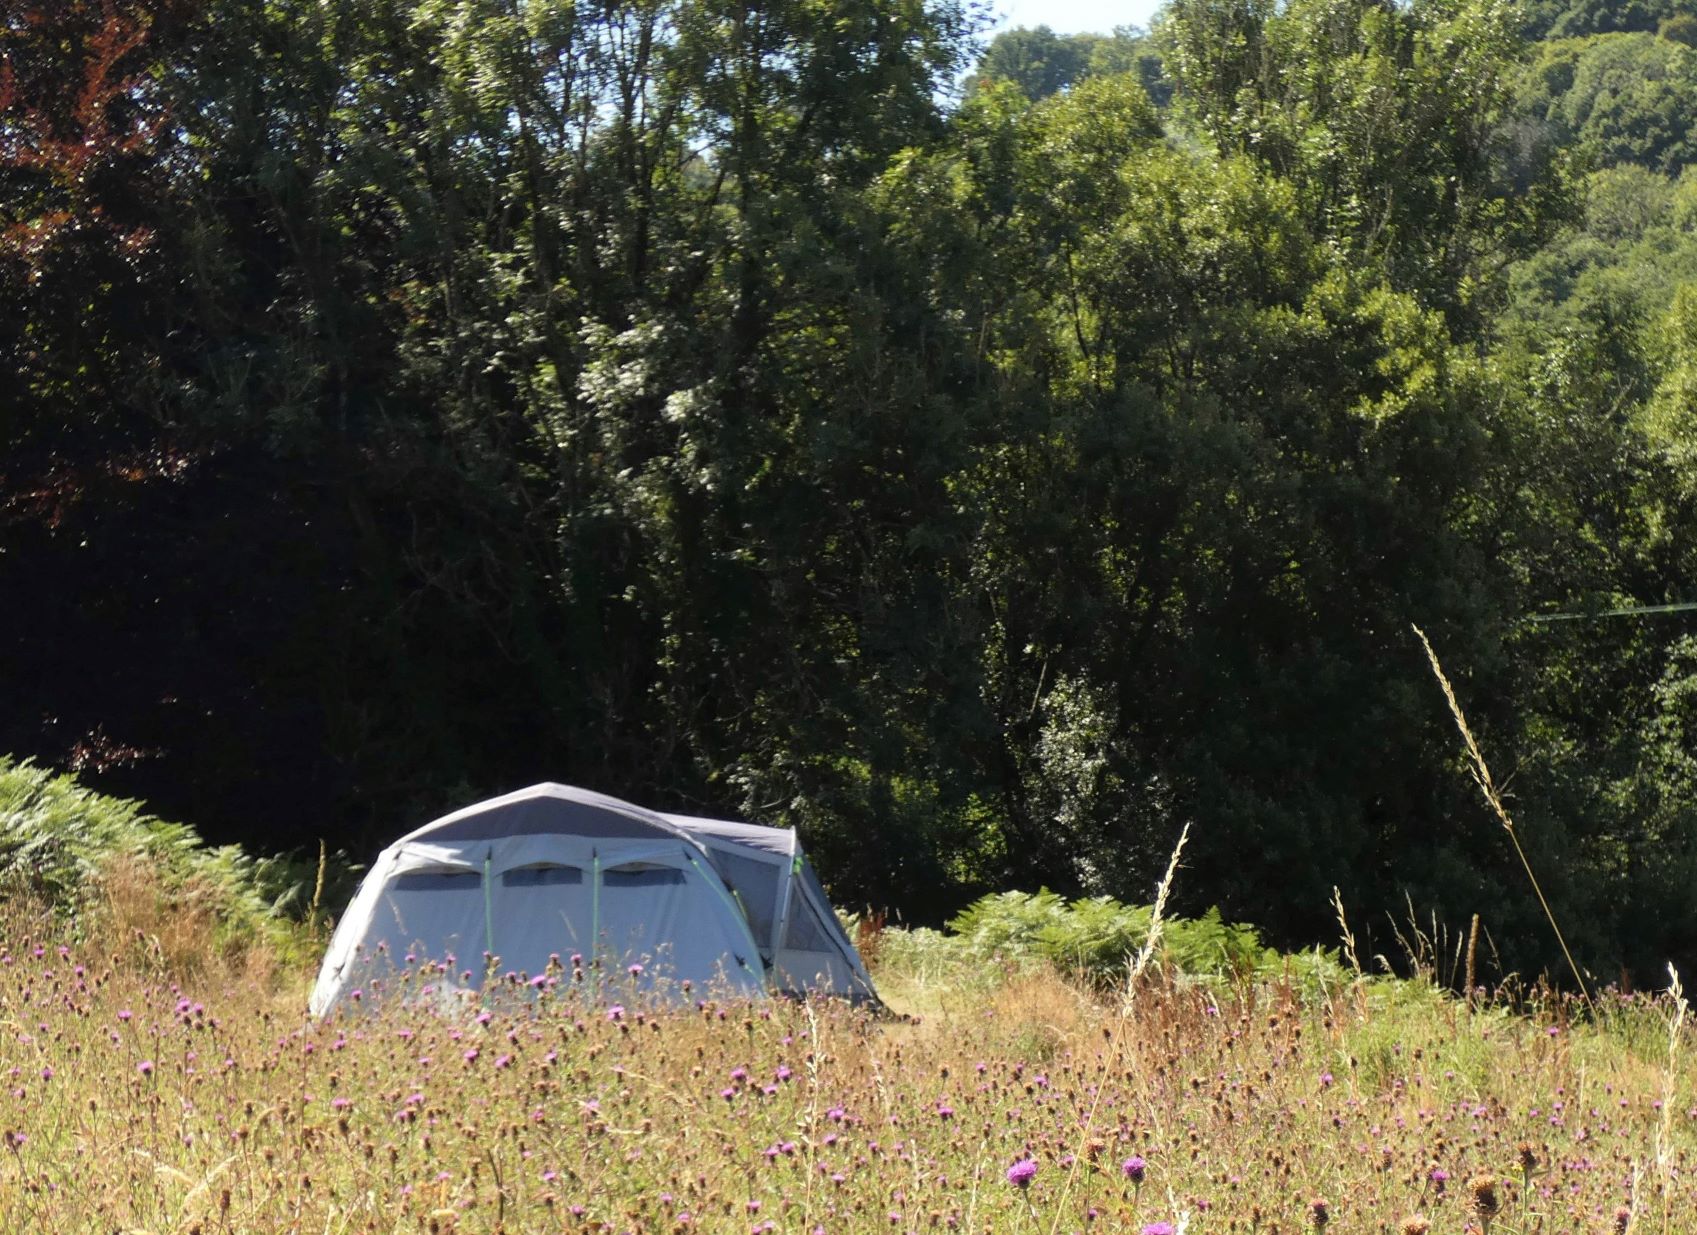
[0,756,344,970]
[944,888,1348,992]
[1660,13,1697,45]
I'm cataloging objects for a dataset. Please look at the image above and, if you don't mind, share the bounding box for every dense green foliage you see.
[0,757,327,955]
[942,889,1348,990]
[7,0,1697,985]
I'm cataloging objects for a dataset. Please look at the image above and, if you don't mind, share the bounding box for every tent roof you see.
[396,783,703,849]
[662,812,794,859]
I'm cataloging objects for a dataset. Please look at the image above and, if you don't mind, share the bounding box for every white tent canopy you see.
[309,784,876,1015]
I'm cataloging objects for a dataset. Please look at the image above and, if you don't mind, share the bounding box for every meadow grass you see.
[1,892,1694,1235]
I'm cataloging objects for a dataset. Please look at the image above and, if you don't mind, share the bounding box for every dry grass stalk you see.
[1125,821,1191,999]
[1466,913,1480,1011]
[1331,885,1370,1022]
[1331,885,1362,979]
[1411,623,1591,1007]
[307,838,328,936]
[1045,822,1194,1234]
[1657,964,1687,1235]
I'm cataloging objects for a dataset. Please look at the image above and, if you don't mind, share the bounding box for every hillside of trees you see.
[7,0,1697,983]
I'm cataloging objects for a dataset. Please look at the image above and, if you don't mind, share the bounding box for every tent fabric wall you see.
[309,785,878,1017]
[662,813,878,1004]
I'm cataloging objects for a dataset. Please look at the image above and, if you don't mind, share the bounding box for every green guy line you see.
[1527,601,1697,623]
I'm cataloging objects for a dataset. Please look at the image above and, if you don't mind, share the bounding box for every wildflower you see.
[1469,1174,1500,1227]
[1399,1219,1431,1235]
[1614,1207,1631,1234]
[1310,1197,1330,1227]
[1123,1155,1147,1184]
[1140,1224,1175,1235]
[607,1005,625,1022]
[137,1061,154,1076]
[629,963,644,977]
[1006,1159,1037,1189]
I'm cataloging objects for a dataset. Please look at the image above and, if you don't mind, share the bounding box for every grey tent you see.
[309,784,876,1015]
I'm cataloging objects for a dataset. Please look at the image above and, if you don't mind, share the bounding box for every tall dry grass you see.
[2,879,1696,1234]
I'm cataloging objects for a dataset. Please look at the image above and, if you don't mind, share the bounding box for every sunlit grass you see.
[2,895,1694,1235]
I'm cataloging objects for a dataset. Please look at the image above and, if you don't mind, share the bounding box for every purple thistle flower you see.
[1006,1159,1038,1188]
[1140,1225,1175,1235]
[1123,1155,1147,1183]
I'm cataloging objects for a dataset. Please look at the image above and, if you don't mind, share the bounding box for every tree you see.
[1159,0,1563,325]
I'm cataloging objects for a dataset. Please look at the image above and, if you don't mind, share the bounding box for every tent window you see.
[501,864,583,888]
[784,904,833,951]
[707,847,778,943]
[391,870,481,892]
[603,864,685,887]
